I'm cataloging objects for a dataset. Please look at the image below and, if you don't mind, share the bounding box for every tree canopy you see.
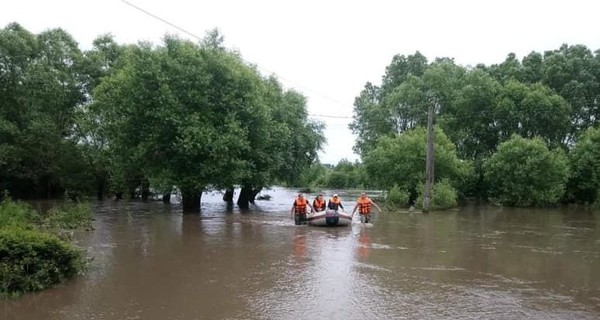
[0,23,324,211]
[484,135,569,207]
[4,21,600,209]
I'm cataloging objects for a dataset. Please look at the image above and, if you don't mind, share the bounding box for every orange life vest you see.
[294,197,308,214]
[357,197,372,214]
[313,199,326,211]
[328,197,342,210]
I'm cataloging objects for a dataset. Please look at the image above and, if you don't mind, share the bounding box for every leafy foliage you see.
[0,228,83,296]
[484,135,569,206]
[0,198,39,228]
[415,179,458,210]
[385,184,410,207]
[0,23,89,199]
[568,127,600,204]
[3,21,600,208]
[43,203,93,230]
[0,198,90,296]
[294,159,372,189]
[1,23,324,208]
[363,127,471,200]
[351,45,600,206]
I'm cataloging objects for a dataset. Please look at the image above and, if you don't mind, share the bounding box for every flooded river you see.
[1,187,600,319]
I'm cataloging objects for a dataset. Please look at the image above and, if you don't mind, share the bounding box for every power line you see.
[123,1,560,125]
[121,0,202,41]
[120,0,354,111]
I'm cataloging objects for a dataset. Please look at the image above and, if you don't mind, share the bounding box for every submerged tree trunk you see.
[223,187,234,203]
[182,189,202,213]
[96,172,109,201]
[237,185,262,208]
[237,186,251,209]
[249,186,262,203]
[115,192,123,201]
[141,179,150,201]
[162,192,171,203]
[96,177,105,201]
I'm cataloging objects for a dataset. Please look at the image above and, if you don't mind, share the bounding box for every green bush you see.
[325,171,349,189]
[0,199,91,296]
[385,184,410,207]
[0,198,39,228]
[484,135,569,206]
[0,228,83,296]
[364,127,470,198]
[416,179,458,210]
[568,127,600,204]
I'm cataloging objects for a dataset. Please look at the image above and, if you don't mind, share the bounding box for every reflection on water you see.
[1,188,600,319]
[356,227,371,259]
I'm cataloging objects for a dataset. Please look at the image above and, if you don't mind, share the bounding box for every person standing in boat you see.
[327,194,344,211]
[313,194,326,212]
[291,193,314,225]
[351,192,382,223]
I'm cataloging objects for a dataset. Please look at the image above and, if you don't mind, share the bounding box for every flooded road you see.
[1,187,600,319]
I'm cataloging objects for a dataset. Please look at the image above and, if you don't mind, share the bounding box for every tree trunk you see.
[237,186,251,209]
[249,186,262,203]
[162,192,171,203]
[223,187,234,203]
[423,98,436,213]
[115,192,123,201]
[182,189,202,213]
[96,177,105,201]
[141,179,150,201]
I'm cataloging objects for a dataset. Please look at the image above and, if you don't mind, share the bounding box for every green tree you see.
[484,135,569,206]
[271,88,325,188]
[349,82,388,156]
[349,52,429,156]
[0,23,89,199]
[75,34,127,200]
[494,81,571,147]
[363,127,471,201]
[92,38,250,210]
[487,53,524,82]
[567,127,600,204]
[439,69,502,160]
[90,35,323,211]
[541,44,600,140]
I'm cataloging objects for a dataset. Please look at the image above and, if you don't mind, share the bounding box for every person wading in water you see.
[290,193,314,225]
[351,192,382,223]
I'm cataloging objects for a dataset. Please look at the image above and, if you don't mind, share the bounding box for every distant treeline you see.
[350,46,600,208]
[0,23,324,211]
[3,21,600,209]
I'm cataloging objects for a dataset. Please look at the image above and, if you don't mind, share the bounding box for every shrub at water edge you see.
[415,179,458,210]
[0,199,39,228]
[0,228,83,297]
[385,184,410,208]
[484,135,569,206]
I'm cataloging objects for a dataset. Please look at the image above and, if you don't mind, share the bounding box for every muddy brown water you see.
[1,188,599,320]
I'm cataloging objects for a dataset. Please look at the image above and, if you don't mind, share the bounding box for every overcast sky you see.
[2,0,599,164]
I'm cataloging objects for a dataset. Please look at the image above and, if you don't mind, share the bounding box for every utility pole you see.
[423,97,436,213]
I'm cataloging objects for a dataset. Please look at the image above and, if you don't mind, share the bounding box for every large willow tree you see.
[90,34,323,211]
